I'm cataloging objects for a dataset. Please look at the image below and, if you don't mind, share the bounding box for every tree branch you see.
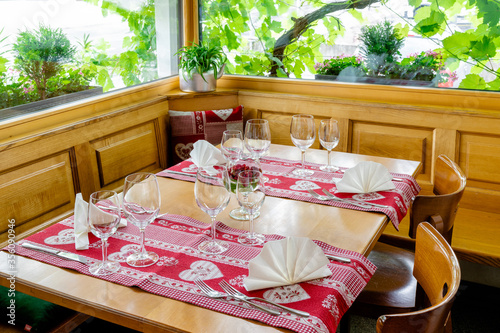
[270,0,379,76]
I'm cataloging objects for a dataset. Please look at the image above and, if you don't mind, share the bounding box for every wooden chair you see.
[376,222,461,333]
[352,154,466,316]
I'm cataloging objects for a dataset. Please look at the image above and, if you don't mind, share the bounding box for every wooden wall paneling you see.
[458,132,500,212]
[156,115,169,170]
[166,90,239,111]
[90,122,161,191]
[350,121,433,184]
[74,142,98,201]
[0,152,76,245]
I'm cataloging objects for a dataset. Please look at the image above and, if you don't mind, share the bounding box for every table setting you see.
[3,115,421,332]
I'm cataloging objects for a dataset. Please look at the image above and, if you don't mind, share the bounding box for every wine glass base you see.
[320,165,339,172]
[238,233,265,246]
[198,240,229,254]
[89,261,120,276]
[229,207,260,221]
[126,251,159,267]
[292,168,314,177]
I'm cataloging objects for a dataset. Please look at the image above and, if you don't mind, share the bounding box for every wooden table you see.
[0,144,420,333]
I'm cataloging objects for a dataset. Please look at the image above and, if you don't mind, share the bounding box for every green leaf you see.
[414,8,446,36]
[458,73,486,90]
[224,26,239,50]
[408,0,422,6]
[470,36,497,59]
[442,32,475,60]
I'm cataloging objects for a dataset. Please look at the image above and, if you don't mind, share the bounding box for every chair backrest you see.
[376,222,461,333]
[409,154,466,243]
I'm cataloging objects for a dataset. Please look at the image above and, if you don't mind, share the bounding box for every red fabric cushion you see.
[169,105,243,164]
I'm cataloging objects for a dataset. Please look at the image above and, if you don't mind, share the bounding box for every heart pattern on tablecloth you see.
[290,180,321,191]
[45,229,75,245]
[353,192,384,201]
[108,244,142,262]
[212,108,233,121]
[175,143,194,160]
[179,260,223,281]
[181,163,198,173]
[263,285,310,303]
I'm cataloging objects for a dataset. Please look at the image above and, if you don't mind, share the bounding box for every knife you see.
[325,254,351,264]
[21,242,89,265]
[164,170,196,178]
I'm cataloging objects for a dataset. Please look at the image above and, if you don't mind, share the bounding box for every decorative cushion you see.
[169,105,243,164]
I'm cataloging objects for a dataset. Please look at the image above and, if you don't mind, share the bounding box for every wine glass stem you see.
[210,216,217,242]
[139,229,147,256]
[327,149,332,167]
[248,211,255,237]
[301,149,306,169]
[101,238,108,263]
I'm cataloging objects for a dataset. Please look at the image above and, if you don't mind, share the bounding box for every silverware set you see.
[194,279,310,317]
[308,189,389,209]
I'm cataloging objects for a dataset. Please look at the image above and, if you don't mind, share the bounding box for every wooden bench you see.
[382,207,500,268]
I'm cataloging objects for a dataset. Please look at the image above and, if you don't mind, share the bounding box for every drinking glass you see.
[224,159,261,221]
[195,165,231,254]
[244,119,271,181]
[88,190,121,275]
[123,172,160,267]
[221,130,244,163]
[236,170,266,246]
[318,118,340,172]
[290,114,316,177]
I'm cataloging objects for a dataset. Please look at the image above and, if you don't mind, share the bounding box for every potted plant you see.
[314,55,365,82]
[358,20,404,77]
[176,42,227,92]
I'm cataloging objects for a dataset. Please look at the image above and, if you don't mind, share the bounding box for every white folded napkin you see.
[243,236,332,291]
[336,161,395,193]
[189,140,225,169]
[74,193,127,250]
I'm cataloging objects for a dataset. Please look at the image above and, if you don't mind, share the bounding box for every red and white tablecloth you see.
[156,156,421,230]
[11,214,375,333]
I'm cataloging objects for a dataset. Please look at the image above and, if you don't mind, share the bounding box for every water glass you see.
[195,165,231,254]
[88,190,121,275]
[319,118,340,172]
[221,130,244,163]
[290,114,315,177]
[123,172,160,267]
[236,170,266,246]
[244,119,271,181]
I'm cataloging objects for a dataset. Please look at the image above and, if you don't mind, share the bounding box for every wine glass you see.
[221,130,244,163]
[290,114,316,177]
[123,172,160,267]
[244,119,271,181]
[318,118,340,172]
[195,165,231,254]
[236,170,266,246]
[88,190,121,276]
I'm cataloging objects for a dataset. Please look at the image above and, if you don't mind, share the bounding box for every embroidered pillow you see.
[169,105,244,164]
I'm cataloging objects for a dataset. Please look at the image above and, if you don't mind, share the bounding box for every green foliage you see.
[314,55,362,76]
[176,43,227,81]
[358,20,405,74]
[12,24,76,100]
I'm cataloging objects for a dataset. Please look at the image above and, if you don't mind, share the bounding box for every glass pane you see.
[199,0,500,91]
[0,0,179,120]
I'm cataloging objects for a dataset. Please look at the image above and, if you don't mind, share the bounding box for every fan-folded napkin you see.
[74,193,127,250]
[243,236,332,291]
[336,161,395,193]
[189,140,225,169]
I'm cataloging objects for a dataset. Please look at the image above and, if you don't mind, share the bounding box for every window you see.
[0,0,180,120]
[199,0,500,91]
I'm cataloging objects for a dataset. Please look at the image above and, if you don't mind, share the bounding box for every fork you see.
[194,279,280,316]
[219,280,310,317]
[321,189,389,209]
[308,189,371,209]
